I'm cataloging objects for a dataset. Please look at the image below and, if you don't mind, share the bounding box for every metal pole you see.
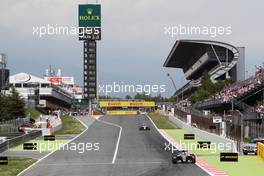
[231,99,234,111]
[167,73,178,104]
[167,73,177,91]
[236,110,244,153]
[89,99,92,116]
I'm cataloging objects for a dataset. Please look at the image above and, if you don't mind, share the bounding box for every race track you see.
[19,115,209,176]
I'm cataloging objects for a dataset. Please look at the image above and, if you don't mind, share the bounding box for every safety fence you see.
[257,142,264,161]
[0,117,29,133]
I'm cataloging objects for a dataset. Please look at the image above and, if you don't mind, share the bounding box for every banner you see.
[79,4,101,40]
[99,101,155,107]
[107,111,138,115]
[44,77,74,85]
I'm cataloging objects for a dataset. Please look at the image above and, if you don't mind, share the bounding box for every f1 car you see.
[172,150,196,164]
[139,124,150,131]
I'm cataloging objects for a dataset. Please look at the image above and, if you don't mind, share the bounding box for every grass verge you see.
[203,155,264,176]
[0,157,36,176]
[165,129,264,176]
[9,139,68,152]
[55,116,86,135]
[25,108,43,119]
[148,111,179,129]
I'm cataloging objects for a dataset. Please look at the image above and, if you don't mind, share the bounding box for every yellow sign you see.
[107,111,138,115]
[99,101,155,107]
[257,142,264,161]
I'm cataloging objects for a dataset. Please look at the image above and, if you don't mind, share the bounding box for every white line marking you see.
[17,116,89,176]
[97,117,122,164]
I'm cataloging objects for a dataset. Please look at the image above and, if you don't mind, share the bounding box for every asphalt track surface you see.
[20,115,209,176]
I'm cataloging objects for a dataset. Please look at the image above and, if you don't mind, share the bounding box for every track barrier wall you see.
[0,130,41,153]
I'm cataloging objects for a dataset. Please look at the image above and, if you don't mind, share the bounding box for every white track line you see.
[145,114,213,176]
[97,117,122,164]
[17,116,89,176]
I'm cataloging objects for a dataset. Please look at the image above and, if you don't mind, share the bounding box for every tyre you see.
[192,158,196,163]
[172,158,180,164]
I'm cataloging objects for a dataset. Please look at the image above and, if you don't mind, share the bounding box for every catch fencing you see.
[0,117,29,133]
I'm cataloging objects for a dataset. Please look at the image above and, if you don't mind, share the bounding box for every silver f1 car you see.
[172,150,196,164]
[139,124,150,131]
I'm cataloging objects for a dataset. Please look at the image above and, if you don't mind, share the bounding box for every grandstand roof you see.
[9,72,50,84]
[163,40,238,70]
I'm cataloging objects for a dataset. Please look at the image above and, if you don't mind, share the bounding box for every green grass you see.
[25,108,43,119]
[9,139,68,152]
[165,129,264,176]
[0,157,36,176]
[203,155,264,176]
[55,116,86,135]
[148,112,179,129]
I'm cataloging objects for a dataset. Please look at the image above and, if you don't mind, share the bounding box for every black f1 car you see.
[172,150,196,164]
[139,124,150,131]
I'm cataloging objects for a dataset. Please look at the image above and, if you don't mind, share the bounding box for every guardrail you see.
[0,130,41,153]
[257,142,264,161]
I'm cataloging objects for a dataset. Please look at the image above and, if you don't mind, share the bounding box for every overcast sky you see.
[0,0,263,97]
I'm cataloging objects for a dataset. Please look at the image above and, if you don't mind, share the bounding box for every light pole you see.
[166,73,178,104]
[236,110,244,153]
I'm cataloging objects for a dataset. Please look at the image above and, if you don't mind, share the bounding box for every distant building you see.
[0,54,9,90]
[43,67,83,99]
[8,73,73,110]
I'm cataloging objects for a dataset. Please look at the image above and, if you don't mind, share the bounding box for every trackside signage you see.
[79,4,101,27]
[220,152,238,162]
[99,101,155,107]
[107,111,138,115]
[0,156,8,165]
[79,4,101,40]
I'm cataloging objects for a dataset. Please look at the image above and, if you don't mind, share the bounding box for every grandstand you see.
[194,67,264,118]
[164,40,264,139]
[193,66,264,138]
[164,40,245,98]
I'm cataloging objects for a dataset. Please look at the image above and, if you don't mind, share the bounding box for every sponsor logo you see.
[220,153,238,162]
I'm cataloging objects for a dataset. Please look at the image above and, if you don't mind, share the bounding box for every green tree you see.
[0,92,9,120]
[6,88,25,119]
[189,71,233,103]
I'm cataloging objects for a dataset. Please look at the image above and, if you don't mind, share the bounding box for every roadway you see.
[19,115,209,176]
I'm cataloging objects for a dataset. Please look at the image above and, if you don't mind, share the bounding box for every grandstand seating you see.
[194,66,264,118]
